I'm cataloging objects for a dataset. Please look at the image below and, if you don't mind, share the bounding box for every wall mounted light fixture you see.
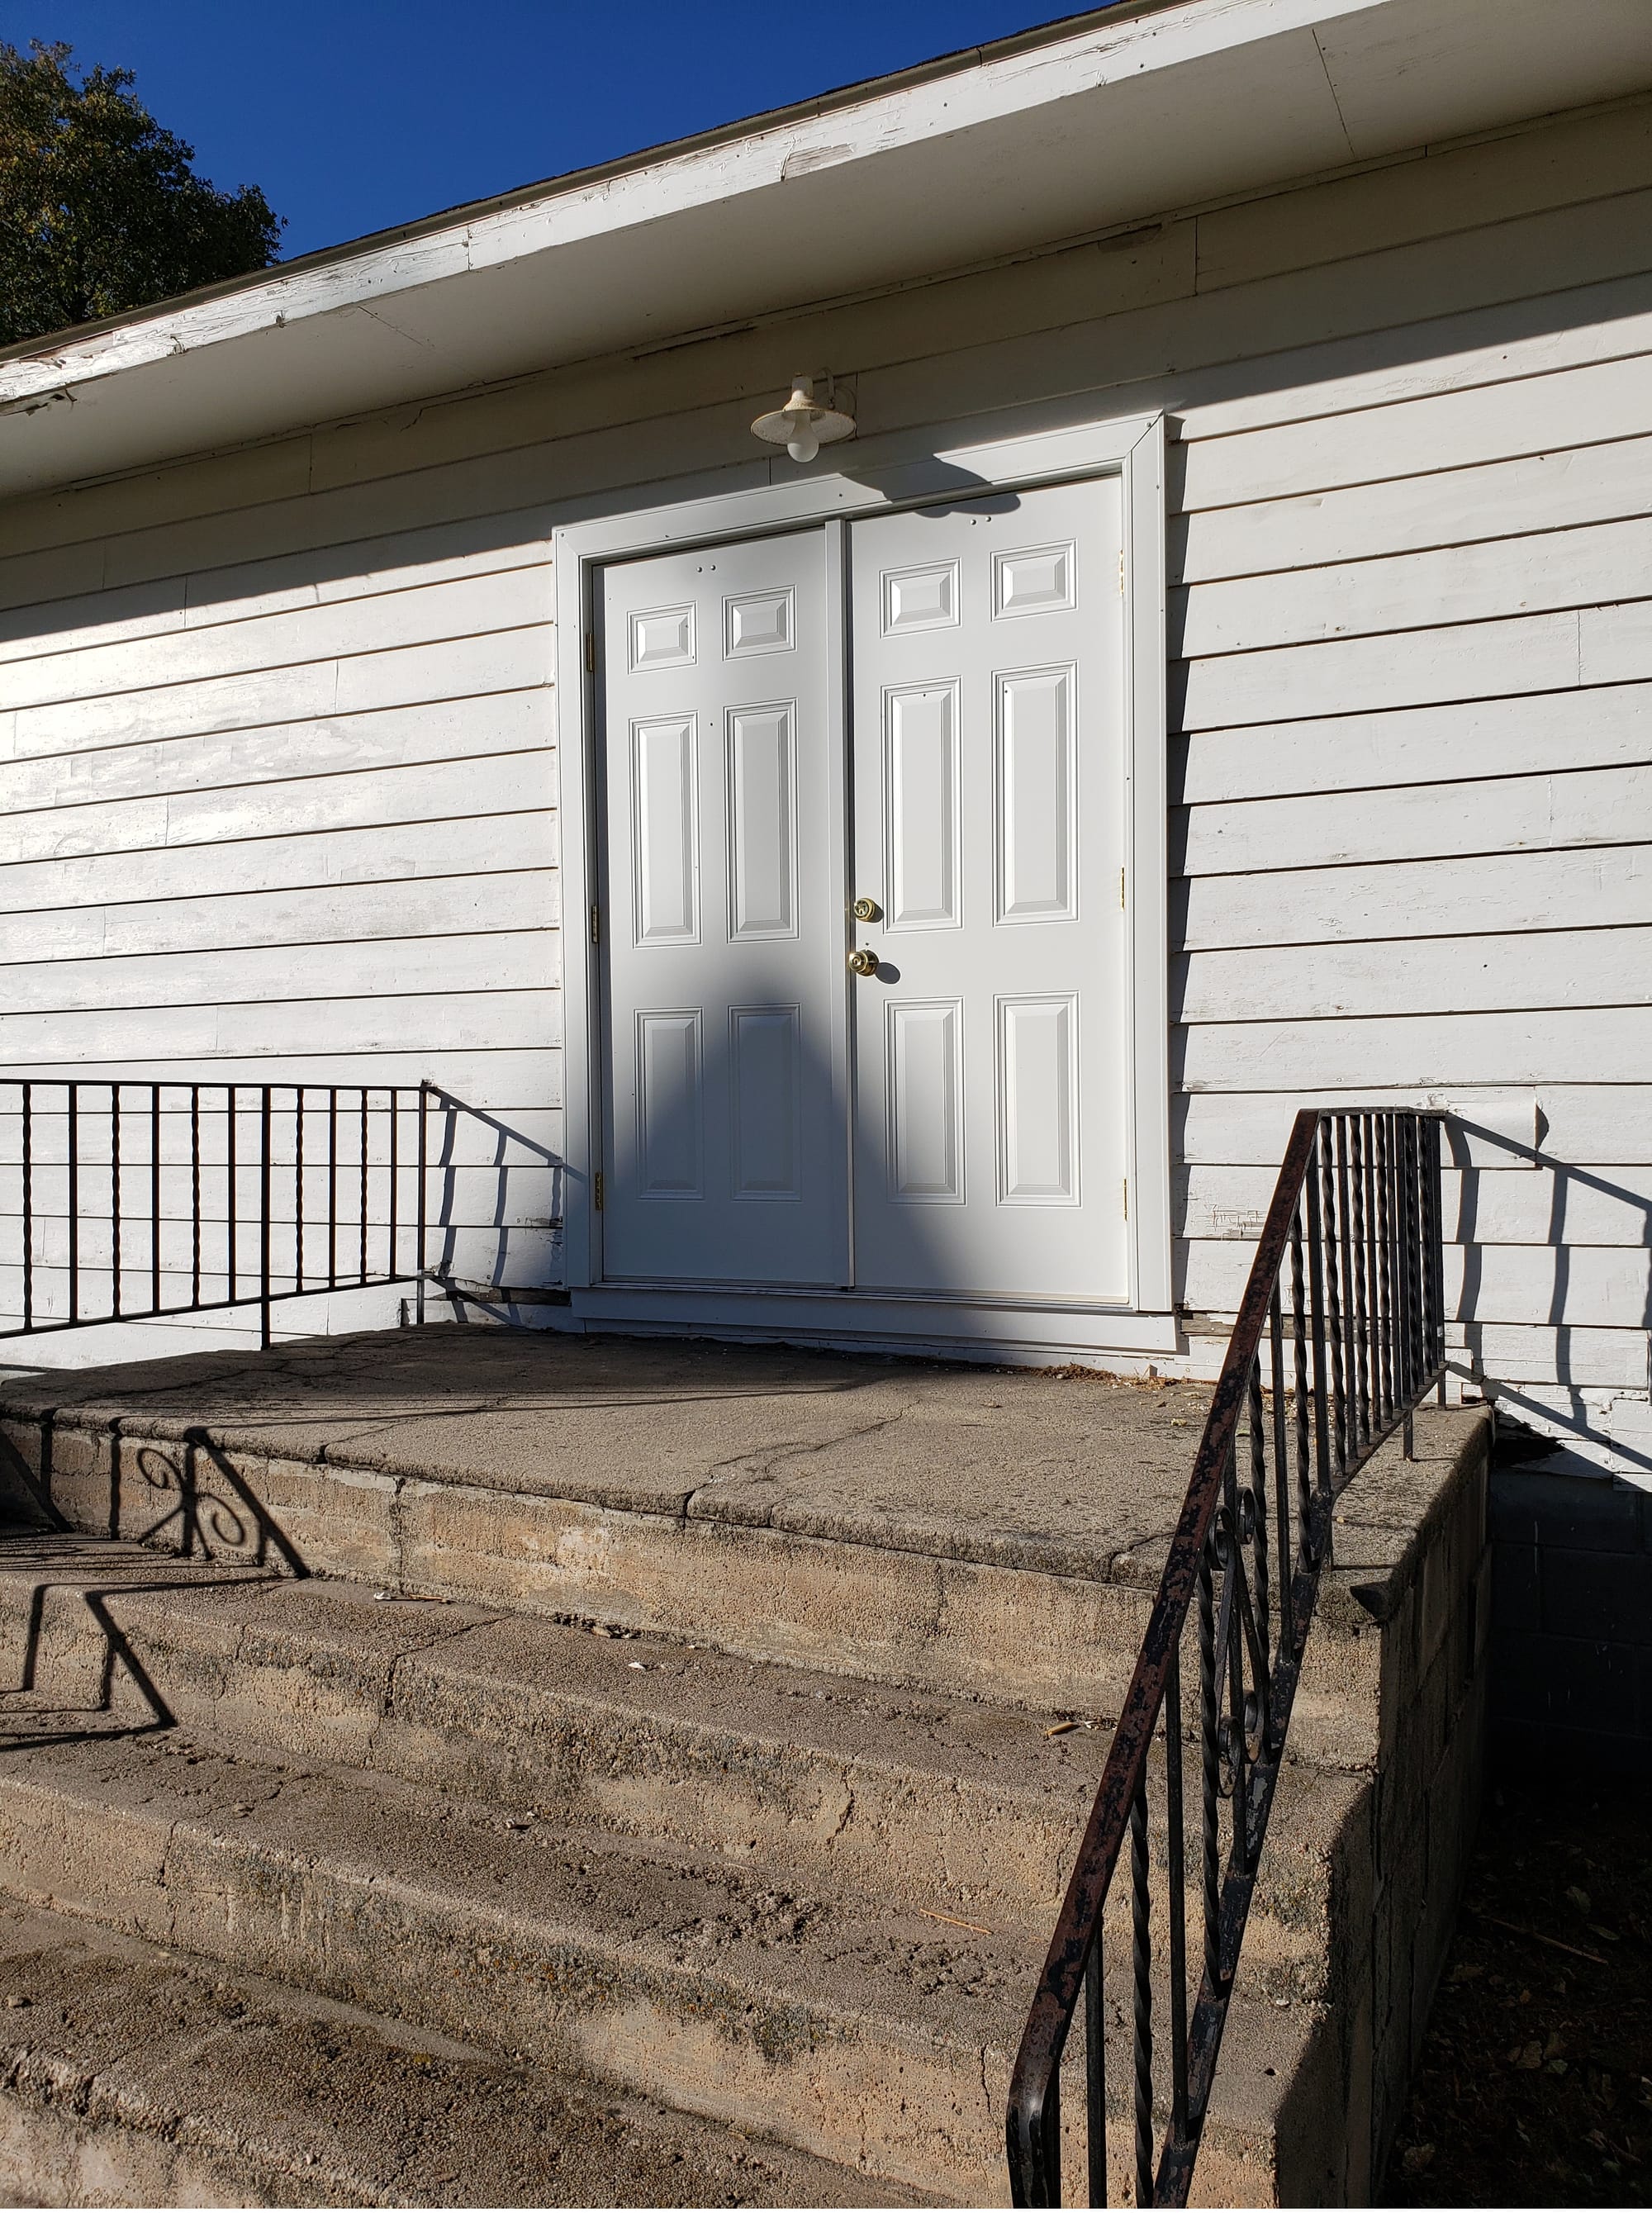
[751,375,855,465]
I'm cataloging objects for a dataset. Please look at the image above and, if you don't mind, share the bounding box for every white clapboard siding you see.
[0,816,555,921]
[1175,1090,1652,1170]
[0,1161,563,1227]
[1175,435,1652,585]
[0,567,550,713]
[1176,684,1652,805]
[4,1183,559,1270]
[1461,1327,1650,1391]
[1175,606,1597,730]
[1179,1164,1652,1248]
[1180,1240,1651,1330]
[0,869,558,968]
[0,1221,559,1304]
[0,536,546,667]
[0,990,558,1066]
[1180,515,1652,657]
[0,691,548,815]
[0,929,556,1017]
[7,627,550,759]
[0,753,554,869]
[1178,764,1651,876]
[1176,928,1652,1024]
[0,1109,563,1175]
[1179,349,1652,512]
[1177,843,1652,952]
[1178,1009,1652,1094]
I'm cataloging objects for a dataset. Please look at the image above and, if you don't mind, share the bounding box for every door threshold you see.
[569,1284,1180,1360]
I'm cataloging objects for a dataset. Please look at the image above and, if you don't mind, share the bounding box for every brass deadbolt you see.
[852,897,881,923]
[847,948,880,977]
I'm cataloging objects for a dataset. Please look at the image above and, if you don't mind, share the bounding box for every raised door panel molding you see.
[630,715,700,945]
[997,993,1080,1205]
[884,681,961,930]
[636,1009,703,1198]
[726,704,797,940]
[995,664,1077,924]
[885,999,964,1204]
[731,1006,801,1199]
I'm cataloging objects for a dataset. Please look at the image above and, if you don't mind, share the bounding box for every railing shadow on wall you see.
[1445,1113,1651,1481]
[417,1081,565,1325]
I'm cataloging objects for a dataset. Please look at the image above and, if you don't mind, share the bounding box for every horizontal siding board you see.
[1175,608,1587,731]
[0,869,558,967]
[7,629,551,759]
[0,989,559,1065]
[1176,843,1652,952]
[0,1052,561,1104]
[1460,1325,1650,1391]
[0,1222,560,1303]
[0,928,557,1017]
[0,535,546,666]
[1179,515,1652,658]
[1192,101,1652,296]
[1177,763,1650,877]
[1179,1164,1652,1247]
[1175,684,1652,805]
[1175,925,1652,1023]
[0,691,548,816]
[1175,1089,1652,1169]
[1175,435,1652,585]
[1180,1239,1650,1329]
[1177,1007,1652,1092]
[1180,348,1652,511]
[0,813,555,921]
[0,754,554,869]
[0,1109,563,1175]
[0,567,549,713]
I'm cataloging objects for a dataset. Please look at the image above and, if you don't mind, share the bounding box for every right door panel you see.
[848,479,1129,1300]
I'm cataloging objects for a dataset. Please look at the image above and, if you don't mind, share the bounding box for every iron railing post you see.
[259,1085,273,1351]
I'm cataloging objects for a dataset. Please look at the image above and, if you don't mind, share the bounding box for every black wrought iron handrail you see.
[0,1079,434,1349]
[1007,1108,1446,2207]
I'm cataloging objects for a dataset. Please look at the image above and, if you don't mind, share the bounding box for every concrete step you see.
[0,1534,1367,2002]
[0,1332,1482,1752]
[0,1708,1333,2204]
[0,1896,909,2208]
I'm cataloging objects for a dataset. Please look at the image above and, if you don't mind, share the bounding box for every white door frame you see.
[553,410,1172,1333]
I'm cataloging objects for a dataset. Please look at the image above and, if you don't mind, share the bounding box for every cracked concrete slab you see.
[0,1329,1216,1578]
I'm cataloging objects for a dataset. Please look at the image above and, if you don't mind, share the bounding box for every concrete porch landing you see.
[2,1327,1212,1575]
[2,1330,1223,1712]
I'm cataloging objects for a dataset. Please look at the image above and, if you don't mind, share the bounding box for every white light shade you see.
[752,376,854,465]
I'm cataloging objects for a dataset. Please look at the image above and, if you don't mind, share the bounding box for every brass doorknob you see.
[852,897,882,923]
[847,948,879,977]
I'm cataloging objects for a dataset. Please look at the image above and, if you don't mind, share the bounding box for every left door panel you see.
[598,530,845,1285]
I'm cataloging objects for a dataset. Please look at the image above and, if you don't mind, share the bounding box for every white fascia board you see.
[0,0,1381,410]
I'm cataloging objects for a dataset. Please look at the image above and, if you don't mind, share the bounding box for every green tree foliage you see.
[0,40,282,346]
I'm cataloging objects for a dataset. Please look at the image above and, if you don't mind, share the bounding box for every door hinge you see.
[1123,1176,1129,1220]
[1120,867,1127,910]
[585,631,596,674]
[593,1171,605,1211]
[590,901,601,947]
[1118,549,1126,596]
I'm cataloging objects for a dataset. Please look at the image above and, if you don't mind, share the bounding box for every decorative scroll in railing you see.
[1006,1108,1446,2208]
[0,1080,433,1349]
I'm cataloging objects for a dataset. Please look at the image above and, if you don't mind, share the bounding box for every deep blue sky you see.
[13,2,1099,260]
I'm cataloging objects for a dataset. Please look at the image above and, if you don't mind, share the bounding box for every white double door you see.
[597,477,1128,1304]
